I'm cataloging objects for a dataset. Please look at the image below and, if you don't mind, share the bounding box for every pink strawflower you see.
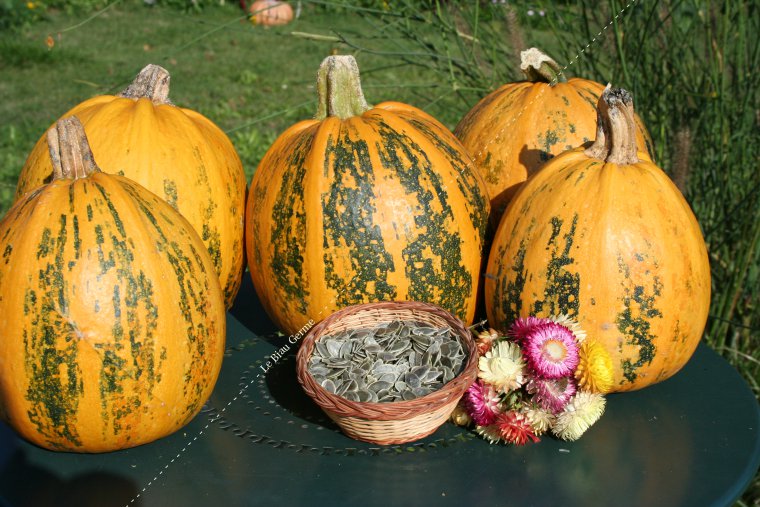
[508,316,546,342]
[494,411,540,446]
[522,322,580,378]
[464,380,501,426]
[527,376,577,414]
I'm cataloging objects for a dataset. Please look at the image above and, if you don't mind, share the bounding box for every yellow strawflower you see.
[575,339,614,394]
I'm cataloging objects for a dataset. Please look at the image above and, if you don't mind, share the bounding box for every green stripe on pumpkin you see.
[373,118,471,319]
[401,116,489,237]
[24,209,83,449]
[531,214,580,319]
[322,126,397,307]
[270,129,313,314]
[616,253,663,384]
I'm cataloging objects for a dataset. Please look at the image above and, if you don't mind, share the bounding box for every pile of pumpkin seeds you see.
[307,320,467,403]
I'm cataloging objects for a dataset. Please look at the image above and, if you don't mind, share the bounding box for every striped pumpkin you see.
[245,55,490,335]
[455,48,654,222]
[16,64,246,309]
[0,117,226,452]
[485,87,710,392]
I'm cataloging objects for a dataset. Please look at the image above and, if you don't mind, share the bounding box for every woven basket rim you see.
[296,300,478,422]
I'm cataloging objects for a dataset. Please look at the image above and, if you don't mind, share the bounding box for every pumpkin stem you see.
[118,64,172,105]
[47,116,100,181]
[520,47,567,85]
[584,86,640,165]
[315,55,372,120]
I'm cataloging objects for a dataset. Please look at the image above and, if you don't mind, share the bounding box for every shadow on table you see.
[264,350,340,432]
[228,275,281,346]
[0,447,142,507]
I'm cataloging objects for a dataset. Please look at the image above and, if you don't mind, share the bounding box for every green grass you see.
[0,1,480,192]
[1,2,332,187]
[0,1,757,502]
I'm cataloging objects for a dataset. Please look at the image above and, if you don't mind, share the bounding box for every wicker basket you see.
[296,301,478,445]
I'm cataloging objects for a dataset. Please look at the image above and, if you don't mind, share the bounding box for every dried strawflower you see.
[478,340,525,392]
[575,340,615,393]
[475,424,503,444]
[548,314,587,343]
[508,316,545,342]
[527,376,577,414]
[449,401,472,427]
[464,380,502,426]
[522,322,579,378]
[522,405,555,436]
[457,314,607,446]
[495,411,540,445]
[552,391,606,441]
[475,328,499,355]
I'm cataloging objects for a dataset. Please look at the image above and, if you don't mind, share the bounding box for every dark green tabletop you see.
[1,278,758,507]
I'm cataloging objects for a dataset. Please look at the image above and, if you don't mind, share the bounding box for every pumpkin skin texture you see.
[249,0,293,26]
[16,65,246,309]
[484,88,710,392]
[0,118,226,452]
[455,48,654,222]
[245,55,490,335]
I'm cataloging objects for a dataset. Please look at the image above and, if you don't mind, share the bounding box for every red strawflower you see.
[495,411,540,446]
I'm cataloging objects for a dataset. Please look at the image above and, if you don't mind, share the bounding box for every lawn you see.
[0,0,758,503]
[0,2,362,194]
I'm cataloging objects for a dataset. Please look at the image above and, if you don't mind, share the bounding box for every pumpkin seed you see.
[307,319,467,403]
[321,379,337,394]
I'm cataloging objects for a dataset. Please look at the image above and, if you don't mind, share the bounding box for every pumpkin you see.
[455,47,654,223]
[245,55,490,335]
[249,0,293,26]
[484,87,710,392]
[0,117,226,452]
[16,64,246,309]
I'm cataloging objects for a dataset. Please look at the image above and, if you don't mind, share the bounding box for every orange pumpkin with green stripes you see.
[484,87,710,392]
[245,55,490,335]
[455,48,654,222]
[0,117,226,452]
[15,64,246,309]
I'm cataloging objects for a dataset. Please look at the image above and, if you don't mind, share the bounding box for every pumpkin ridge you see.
[161,107,245,308]
[72,177,158,439]
[119,180,223,418]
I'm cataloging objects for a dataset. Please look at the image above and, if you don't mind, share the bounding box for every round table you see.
[1,278,758,507]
